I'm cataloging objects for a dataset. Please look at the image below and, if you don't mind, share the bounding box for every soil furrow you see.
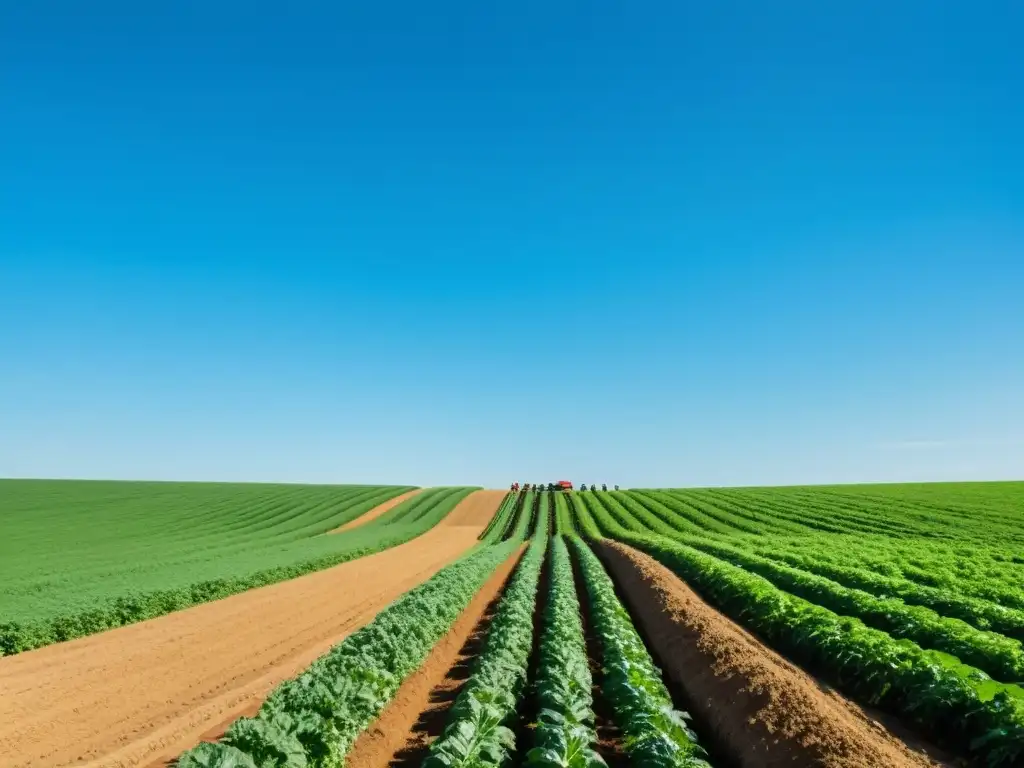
[596,540,949,768]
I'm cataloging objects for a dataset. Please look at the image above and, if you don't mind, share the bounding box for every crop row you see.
[525,536,603,768]
[569,535,710,766]
[595,492,1024,682]
[744,533,1024,611]
[479,492,517,543]
[618,491,1024,641]
[575,495,1024,766]
[425,526,548,767]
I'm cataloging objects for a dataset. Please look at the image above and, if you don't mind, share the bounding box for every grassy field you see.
[0,480,479,652]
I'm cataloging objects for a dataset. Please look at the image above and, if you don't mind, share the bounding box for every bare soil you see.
[441,490,508,527]
[0,491,506,768]
[597,540,949,768]
[344,545,525,768]
[330,489,424,533]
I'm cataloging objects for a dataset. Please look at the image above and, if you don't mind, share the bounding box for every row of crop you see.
[425,531,548,767]
[374,486,468,527]
[532,492,553,539]
[177,539,521,767]
[172,485,403,544]
[815,486,1024,529]
[620,491,1024,640]
[577,499,1024,766]
[553,492,576,536]
[764,507,1024,602]
[1,489,479,657]
[506,491,538,542]
[591,493,1024,682]
[741,488,945,539]
[480,492,517,543]
[797,488,1024,546]
[525,536,603,767]
[750,532,1024,612]
[629,490,756,536]
[664,489,820,537]
[701,488,914,539]
[750,543,1024,640]
[662,489,857,538]
[569,536,711,767]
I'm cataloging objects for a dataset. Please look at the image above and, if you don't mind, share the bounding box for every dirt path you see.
[597,541,947,768]
[0,491,505,768]
[441,489,507,526]
[345,545,525,768]
[330,488,424,532]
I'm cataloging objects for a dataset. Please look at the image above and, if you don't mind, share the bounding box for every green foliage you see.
[553,492,576,537]
[580,497,1024,766]
[424,533,548,768]
[506,491,538,542]
[480,492,516,543]
[532,492,553,539]
[569,536,710,767]
[595,493,1024,683]
[0,483,483,655]
[176,540,520,768]
[526,537,604,768]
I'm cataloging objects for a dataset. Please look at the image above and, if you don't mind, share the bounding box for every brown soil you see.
[0,493,501,768]
[441,489,507,527]
[344,545,526,768]
[330,489,424,533]
[596,540,949,768]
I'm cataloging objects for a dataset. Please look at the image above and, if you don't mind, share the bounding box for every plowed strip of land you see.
[441,489,507,526]
[597,541,945,768]
[0,491,505,768]
[345,544,526,768]
[330,488,424,532]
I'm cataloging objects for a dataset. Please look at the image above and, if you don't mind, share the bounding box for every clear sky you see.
[2,1,1022,488]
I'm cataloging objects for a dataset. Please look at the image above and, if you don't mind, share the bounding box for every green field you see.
[6,479,1024,765]
[0,479,480,653]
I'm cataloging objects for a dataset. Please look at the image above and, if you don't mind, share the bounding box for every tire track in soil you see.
[596,540,950,768]
[343,545,526,768]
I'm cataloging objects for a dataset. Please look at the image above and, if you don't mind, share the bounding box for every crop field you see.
[0,480,484,653]
[1,481,1023,767]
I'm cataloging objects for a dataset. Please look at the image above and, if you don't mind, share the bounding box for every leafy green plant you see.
[570,536,710,767]
[175,539,521,768]
[424,514,549,768]
[579,500,1024,766]
[526,537,604,768]
[593,493,1024,682]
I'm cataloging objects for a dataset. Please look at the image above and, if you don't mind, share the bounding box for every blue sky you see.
[2,1,1022,488]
